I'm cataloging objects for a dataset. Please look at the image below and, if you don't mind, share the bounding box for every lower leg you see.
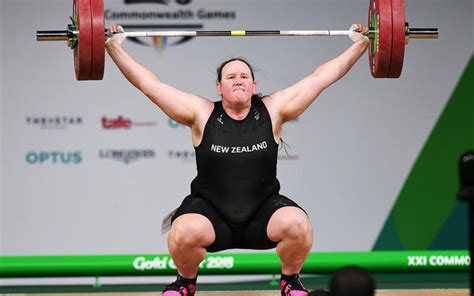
[168,241,206,278]
[267,207,313,275]
[167,214,215,278]
[276,235,312,275]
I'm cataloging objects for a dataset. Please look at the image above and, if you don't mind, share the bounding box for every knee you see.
[283,215,312,239]
[169,214,215,248]
[271,208,312,241]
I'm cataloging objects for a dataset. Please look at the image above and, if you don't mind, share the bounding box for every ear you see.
[252,80,257,94]
[216,83,222,96]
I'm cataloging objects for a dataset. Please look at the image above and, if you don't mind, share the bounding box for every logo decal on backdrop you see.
[26,151,82,164]
[26,116,82,129]
[99,149,156,164]
[125,0,191,4]
[168,118,185,128]
[277,140,299,161]
[278,154,299,160]
[104,0,236,52]
[276,118,300,160]
[102,116,157,129]
[168,150,195,162]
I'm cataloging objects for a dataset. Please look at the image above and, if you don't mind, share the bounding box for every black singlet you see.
[190,98,280,223]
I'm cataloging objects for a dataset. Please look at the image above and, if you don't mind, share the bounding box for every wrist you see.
[106,42,121,51]
[356,37,370,46]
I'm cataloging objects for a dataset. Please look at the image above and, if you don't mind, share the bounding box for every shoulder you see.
[262,95,277,116]
[262,95,283,126]
[194,98,215,125]
[190,98,216,146]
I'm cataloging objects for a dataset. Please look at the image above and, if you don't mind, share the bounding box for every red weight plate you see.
[388,0,406,78]
[368,0,392,78]
[73,0,92,80]
[90,0,105,80]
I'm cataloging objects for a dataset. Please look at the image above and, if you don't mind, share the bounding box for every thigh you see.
[170,213,215,246]
[172,195,234,253]
[267,206,311,242]
[242,194,306,249]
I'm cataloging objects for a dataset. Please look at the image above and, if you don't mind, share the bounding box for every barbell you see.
[36,0,438,80]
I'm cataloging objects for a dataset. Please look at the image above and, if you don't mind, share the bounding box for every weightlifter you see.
[105,23,369,296]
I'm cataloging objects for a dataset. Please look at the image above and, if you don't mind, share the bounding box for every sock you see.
[281,273,299,282]
[177,275,197,285]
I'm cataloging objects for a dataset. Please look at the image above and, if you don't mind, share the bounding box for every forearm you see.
[105,41,204,126]
[106,43,159,93]
[313,39,369,88]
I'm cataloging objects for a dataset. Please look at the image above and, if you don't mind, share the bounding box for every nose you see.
[234,77,243,85]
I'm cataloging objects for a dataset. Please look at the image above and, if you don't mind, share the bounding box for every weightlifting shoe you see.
[280,274,309,296]
[162,275,196,296]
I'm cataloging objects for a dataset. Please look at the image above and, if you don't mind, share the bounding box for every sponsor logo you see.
[278,154,299,160]
[26,116,82,129]
[133,255,234,271]
[407,255,470,267]
[278,140,299,160]
[125,0,191,5]
[102,116,157,129]
[108,9,236,20]
[463,154,474,162]
[105,0,236,52]
[99,149,156,164]
[168,150,195,162]
[133,256,176,271]
[216,114,224,125]
[26,151,82,164]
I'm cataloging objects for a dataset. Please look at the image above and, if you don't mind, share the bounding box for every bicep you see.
[143,81,211,126]
[271,74,329,122]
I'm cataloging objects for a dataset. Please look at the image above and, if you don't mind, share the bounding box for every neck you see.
[222,99,251,120]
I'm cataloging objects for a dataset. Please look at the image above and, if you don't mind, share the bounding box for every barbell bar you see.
[36,28,438,40]
[36,0,438,80]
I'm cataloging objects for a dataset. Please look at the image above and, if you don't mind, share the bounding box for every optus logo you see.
[26,151,82,164]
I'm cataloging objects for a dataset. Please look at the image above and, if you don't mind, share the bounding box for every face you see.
[217,60,256,105]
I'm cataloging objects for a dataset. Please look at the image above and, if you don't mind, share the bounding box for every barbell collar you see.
[36,24,78,46]
[407,28,439,39]
[36,31,69,41]
[404,23,438,44]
